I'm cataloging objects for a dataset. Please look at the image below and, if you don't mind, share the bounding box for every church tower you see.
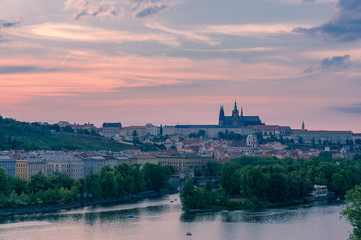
[219,105,225,126]
[240,106,244,126]
[232,101,239,126]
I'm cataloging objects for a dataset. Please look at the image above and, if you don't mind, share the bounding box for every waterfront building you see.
[81,154,106,176]
[15,160,28,180]
[311,185,328,200]
[0,155,16,177]
[22,153,47,178]
[43,152,84,179]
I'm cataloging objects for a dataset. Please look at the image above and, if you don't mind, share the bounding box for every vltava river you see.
[0,194,353,240]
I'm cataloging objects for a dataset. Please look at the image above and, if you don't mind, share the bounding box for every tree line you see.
[0,163,171,209]
[181,153,361,211]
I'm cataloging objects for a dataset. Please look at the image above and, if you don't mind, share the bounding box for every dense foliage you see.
[0,116,136,151]
[0,163,171,208]
[181,154,361,211]
[343,185,361,239]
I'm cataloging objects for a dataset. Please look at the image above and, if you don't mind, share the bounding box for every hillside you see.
[0,116,137,151]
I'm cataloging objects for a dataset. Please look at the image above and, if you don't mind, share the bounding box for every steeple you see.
[219,105,224,117]
[241,106,243,117]
[232,101,239,115]
[219,105,225,126]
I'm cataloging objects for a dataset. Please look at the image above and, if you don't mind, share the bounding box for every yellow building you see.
[15,160,28,180]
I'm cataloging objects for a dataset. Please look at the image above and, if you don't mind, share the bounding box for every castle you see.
[219,102,263,127]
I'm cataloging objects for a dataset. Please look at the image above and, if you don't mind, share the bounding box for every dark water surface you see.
[0,194,353,240]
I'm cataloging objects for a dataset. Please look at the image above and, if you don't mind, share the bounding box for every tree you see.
[180,178,196,211]
[329,173,347,195]
[62,125,74,133]
[0,168,8,195]
[319,151,332,162]
[99,166,118,198]
[27,172,48,193]
[142,163,170,192]
[240,166,269,199]
[85,171,102,199]
[12,177,27,195]
[48,172,75,190]
[268,173,289,202]
[343,185,361,239]
[205,161,222,176]
[220,162,241,198]
[50,124,61,132]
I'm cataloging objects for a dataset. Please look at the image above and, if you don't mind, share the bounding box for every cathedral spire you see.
[241,106,243,117]
[234,100,238,111]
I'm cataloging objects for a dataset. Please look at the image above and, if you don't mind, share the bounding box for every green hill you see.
[0,116,137,151]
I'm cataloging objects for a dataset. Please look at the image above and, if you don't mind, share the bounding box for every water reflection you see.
[0,194,353,240]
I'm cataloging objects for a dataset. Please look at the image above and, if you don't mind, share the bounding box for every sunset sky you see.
[1,0,361,131]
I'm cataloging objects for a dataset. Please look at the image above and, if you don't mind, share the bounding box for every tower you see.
[302,121,305,131]
[232,101,239,126]
[219,105,225,126]
[240,106,244,126]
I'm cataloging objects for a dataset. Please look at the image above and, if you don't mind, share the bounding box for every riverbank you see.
[0,189,178,216]
[184,194,342,213]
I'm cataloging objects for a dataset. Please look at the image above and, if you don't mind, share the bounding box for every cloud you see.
[303,54,350,73]
[0,19,22,43]
[303,67,313,73]
[0,66,58,74]
[64,0,121,20]
[64,0,168,20]
[294,0,361,41]
[130,0,168,18]
[8,23,179,46]
[320,54,350,69]
[330,103,361,115]
[0,19,22,29]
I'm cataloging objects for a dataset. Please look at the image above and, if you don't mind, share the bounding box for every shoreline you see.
[0,189,178,217]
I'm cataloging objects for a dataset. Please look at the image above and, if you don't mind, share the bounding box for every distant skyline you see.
[1,0,361,132]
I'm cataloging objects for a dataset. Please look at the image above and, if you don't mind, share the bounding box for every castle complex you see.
[218,102,263,127]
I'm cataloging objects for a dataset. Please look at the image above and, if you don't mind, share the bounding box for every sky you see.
[1,0,361,131]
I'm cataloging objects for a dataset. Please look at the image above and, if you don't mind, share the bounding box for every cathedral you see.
[219,102,264,127]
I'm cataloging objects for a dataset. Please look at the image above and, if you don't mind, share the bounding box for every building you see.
[246,134,258,148]
[133,154,159,165]
[15,160,28,180]
[219,102,263,127]
[291,130,353,145]
[44,152,84,179]
[250,125,292,137]
[0,155,16,177]
[101,122,122,138]
[145,124,160,136]
[119,126,146,137]
[161,103,262,138]
[22,153,47,178]
[157,153,214,178]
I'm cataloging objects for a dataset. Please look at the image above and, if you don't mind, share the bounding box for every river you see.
[0,193,353,240]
